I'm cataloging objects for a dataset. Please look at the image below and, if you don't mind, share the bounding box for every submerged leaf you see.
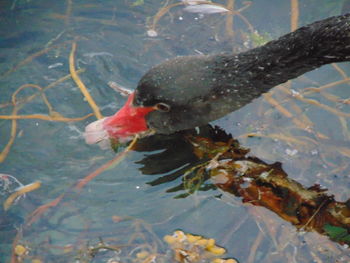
[147,29,158,37]
[183,4,230,14]
[131,0,144,7]
[182,0,208,5]
[250,32,270,46]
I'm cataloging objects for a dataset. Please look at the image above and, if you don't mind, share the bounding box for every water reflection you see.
[134,126,350,247]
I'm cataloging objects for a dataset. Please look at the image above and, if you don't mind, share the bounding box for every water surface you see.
[1,0,349,262]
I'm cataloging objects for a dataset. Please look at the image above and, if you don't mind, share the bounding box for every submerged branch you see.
[69,41,103,120]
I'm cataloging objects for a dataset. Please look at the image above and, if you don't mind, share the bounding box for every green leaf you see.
[131,0,144,7]
[250,31,271,47]
[323,224,350,244]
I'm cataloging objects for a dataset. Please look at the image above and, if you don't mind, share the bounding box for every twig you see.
[0,113,93,121]
[3,182,41,211]
[11,84,55,113]
[108,81,133,96]
[300,199,328,231]
[26,136,138,225]
[0,69,85,110]
[239,133,316,147]
[290,0,299,31]
[1,42,71,78]
[276,83,314,128]
[0,83,92,163]
[263,92,311,130]
[302,87,341,103]
[74,135,139,190]
[26,194,65,226]
[332,63,348,80]
[65,0,73,25]
[149,2,183,32]
[51,14,118,26]
[294,93,350,118]
[10,0,18,10]
[304,78,350,95]
[233,10,254,33]
[225,0,235,38]
[69,41,103,119]
[247,231,264,263]
[0,107,17,163]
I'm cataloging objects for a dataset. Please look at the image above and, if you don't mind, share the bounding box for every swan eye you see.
[155,102,171,112]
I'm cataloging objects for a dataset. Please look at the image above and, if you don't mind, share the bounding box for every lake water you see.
[1,0,349,262]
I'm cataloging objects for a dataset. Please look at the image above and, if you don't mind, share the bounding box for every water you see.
[1,0,349,262]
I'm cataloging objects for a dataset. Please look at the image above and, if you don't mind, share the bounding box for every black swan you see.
[85,13,350,145]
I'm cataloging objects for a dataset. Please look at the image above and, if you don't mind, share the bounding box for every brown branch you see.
[294,94,350,118]
[69,41,103,119]
[247,231,264,263]
[149,2,183,31]
[263,91,311,130]
[65,0,73,25]
[0,113,93,122]
[225,0,235,38]
[51,13,118,26]
[290,0,299,31]
[0,107,17,163]
[1,42,71,78]
[332,63,348,80]
[3,182,41,211]
[0,81,93,163]
[74,135,139,190]
[304,78,350,95]
[0,69,85,110]
[26,194,65,226]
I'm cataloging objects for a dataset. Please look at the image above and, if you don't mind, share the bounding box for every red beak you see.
[84,92,154,146]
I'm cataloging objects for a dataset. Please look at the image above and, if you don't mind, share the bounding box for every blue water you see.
[0,0,349,262]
